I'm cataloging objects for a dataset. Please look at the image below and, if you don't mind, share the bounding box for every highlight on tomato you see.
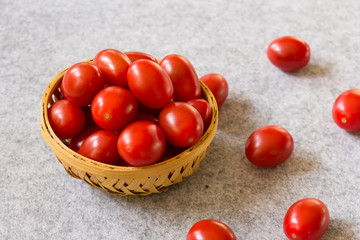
[187,219,237,240]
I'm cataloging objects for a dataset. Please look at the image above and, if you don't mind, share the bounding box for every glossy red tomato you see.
[332,89,360,132]
[284,198,330,240]
[124,51,158,63]
[117,121,166,166]
[245,125,294,168]
[78,130,120,165]
[159,102,204,147]
[61,62,104,106]
[128,59,174,109]
[187,99,212,129]
[68,125,101,152]
[136,113,158,124]
[267,36,311,71]
[91,86,138,131]
[160,54,201,101]
[187,219,237,240]
[200,73,228,108]
[48,100,85,139]
[93,49,131,87]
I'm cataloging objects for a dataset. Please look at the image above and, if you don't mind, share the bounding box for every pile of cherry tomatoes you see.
[48,49,229,167]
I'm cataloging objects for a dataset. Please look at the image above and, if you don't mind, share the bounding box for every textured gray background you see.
[1,0,360,239]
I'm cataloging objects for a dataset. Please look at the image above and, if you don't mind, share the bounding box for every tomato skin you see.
[136,113,158,124]
[93,49,131,87]
[124,51,158,63]
[187,99,212,129]
[284,198,330,240]
[332,89,360,132]
[245,125,294,168]
[61,62,104,106]
[128,59,174,109]
[68,125,101,152]
[200,73,228,108]
[160,54,201,101]
[117,121,166,166]
[159,102,204,148]
[267,36,310,71]
[187,219,237,240]
[91,86,138,131]
[48,100,85,139]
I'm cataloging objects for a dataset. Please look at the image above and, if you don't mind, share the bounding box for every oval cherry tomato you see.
[61,62,104,106]
[267,36,311,71]
[93,49,131,87]
[78,130,120,165]
[200,73,228,108]
[332,89,360,132]
[284,198,330,240]
[245,125,294,168]
[187,219,237,240]
[124,51,158,63]
[68,125,101,152]
[136,113,158,124]
[48,100,85,139]
[117,121,166,166]
[91,86,138,131]
[159,102,204,147]
[160,54,201,101]
[187,99,212,129]
[128,59,174,109]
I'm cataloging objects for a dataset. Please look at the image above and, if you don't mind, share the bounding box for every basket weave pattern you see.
[41,59,218,196]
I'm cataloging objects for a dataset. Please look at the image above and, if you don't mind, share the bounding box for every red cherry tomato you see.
[117,121,166,166]
[267,36,311,71]
[78,130,120,165]
[68,125,101,152]
[91,86,138,131]
[61,62,104,106]
[48,100,85,139]
[200,73,228,108]
[159,102,204,147]
[332,89,360,132]
[187,99,212,129]
[160,54,201,101]
[93,49,131,87]
[128,59,174,109]
[124,51,158,63]
[136,113,158,124]
[245,125,294,168]
[284,198,330,240]
[187,219,237,240]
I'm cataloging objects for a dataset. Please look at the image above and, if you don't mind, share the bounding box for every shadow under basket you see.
[40,59,219,196]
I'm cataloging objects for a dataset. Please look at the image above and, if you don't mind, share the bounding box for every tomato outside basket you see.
[40,59,219,196]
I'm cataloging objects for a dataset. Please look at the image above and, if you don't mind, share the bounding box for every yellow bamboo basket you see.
[40,59,218,196]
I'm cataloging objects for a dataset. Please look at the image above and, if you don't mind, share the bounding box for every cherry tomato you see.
[160,54,201,101]
[61,62,104,106]
[136,113,158,124]
[93,49,131,87]
[267,36,310,71]
[159,102,204,147]
[187,219,237,240]
[200,73,228,108]
[91,86,138,131]
[48,100,85,139]
[78,130,120,165]
[68,125,101,152]
[332,89,360,132]
[124,51,158,63]
[245,125,294,168]
[187,99,212,129]
[117,121,166,166]
[284,198,330,240]
[128,59,174,109]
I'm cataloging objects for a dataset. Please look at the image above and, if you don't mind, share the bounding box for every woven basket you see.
[40,59,218,196]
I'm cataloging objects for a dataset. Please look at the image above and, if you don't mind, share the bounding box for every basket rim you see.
[41,59,219,178]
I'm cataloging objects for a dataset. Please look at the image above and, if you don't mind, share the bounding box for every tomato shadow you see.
[286,62,331,79]
[321,218,356,240]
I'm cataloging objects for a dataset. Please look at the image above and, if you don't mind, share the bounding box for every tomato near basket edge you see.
[187,219,237,240]
[283,198,330,240]
[68,125,101,152]
[200,73,229,108]
[245,125,294,168]
[124,51,158,63]
[332,89,360,132]
[48,99,85,139]
[187,99,212,129]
